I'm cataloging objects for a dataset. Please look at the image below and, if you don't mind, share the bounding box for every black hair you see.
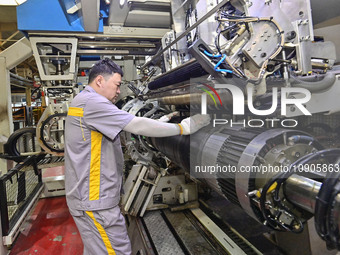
[88,58,124,84]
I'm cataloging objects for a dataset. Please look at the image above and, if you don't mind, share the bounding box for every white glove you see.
[179,114,211,135]
[158,111,179,122]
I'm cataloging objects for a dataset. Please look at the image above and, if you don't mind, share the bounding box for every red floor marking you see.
[42,166,65,178]
[9,196,83,255]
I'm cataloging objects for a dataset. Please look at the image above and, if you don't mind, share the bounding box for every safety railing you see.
[0,155,44,237]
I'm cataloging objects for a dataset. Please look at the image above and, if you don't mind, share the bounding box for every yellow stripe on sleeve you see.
[89,131,102,200]
[68,107,84,117]
[177,124,183,135]
[86,211,116,255]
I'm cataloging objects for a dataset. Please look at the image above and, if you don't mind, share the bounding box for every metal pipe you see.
[155,89,233,107]
[78,42,156,48]
[284,174,322,214]
[10,73,33,85]
[77,49,157,56]
[158,93,207,106]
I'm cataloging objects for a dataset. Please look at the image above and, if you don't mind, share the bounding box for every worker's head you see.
[88,58,124,103]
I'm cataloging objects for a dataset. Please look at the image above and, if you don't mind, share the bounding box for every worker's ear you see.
[95,75,105,88]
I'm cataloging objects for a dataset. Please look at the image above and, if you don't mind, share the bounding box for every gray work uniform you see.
[65,85,134,255]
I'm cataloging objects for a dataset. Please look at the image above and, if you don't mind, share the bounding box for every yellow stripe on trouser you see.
[68,107,84,117]
[89,131,102,200]
[86,211,116,255]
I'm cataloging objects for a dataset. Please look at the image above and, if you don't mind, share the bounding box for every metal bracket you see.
[30,37,78,81]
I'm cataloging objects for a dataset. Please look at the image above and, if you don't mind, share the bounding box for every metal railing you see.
[0,155,44,236]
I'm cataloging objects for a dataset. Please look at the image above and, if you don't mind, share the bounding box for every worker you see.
[64,58,210,255]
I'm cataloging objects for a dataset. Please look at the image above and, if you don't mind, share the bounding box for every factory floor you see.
[9,196,83,255]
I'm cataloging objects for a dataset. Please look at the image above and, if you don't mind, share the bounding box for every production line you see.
[0,0,340,254]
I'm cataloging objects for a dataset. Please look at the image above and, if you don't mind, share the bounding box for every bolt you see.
[286,31,296,40]
[252,41,257,45]
[258,48,262,51]
[290,106,296,112]
[260,52,267,58]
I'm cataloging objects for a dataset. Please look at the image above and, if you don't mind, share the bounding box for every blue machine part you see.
[17,0,106,33]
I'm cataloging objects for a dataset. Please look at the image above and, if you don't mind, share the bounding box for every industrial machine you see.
[1,0,340,254]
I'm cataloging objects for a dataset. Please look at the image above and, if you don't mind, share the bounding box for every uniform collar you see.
[85,85,96,93]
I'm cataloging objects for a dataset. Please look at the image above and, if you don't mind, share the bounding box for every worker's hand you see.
[180,114,211,135]
[158,111,179,122]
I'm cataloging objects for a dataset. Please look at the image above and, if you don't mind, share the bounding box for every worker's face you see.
[97,73,122,103]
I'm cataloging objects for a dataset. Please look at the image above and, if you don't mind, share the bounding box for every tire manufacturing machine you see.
[1,0,340,254]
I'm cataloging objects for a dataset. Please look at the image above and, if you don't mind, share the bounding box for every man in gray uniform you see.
[65,58,210,255]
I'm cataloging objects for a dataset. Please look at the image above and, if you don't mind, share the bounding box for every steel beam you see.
[0,37,32,70]
[0,58,13,153]
[80,0,100,32]
[0,37,32,173]
[29,27,170,39]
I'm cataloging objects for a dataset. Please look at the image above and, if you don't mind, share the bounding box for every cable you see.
[203,50,222,58]
[202,50,235,75]
[214,54,233,73]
